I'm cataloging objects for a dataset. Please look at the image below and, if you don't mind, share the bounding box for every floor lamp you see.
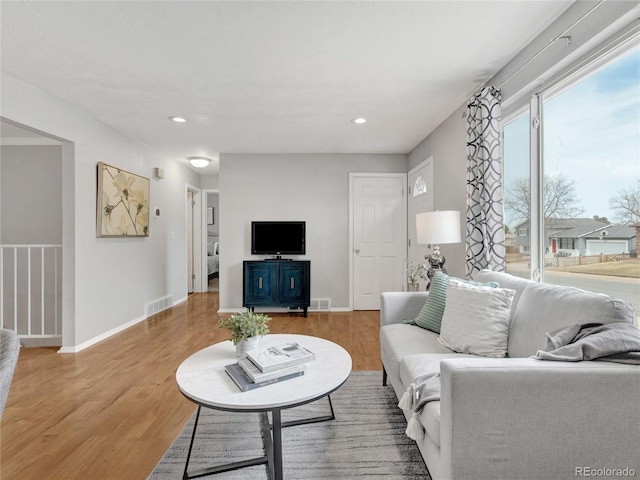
[416,210,461,289]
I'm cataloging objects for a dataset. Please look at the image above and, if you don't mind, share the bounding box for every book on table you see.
[224,363,304,392]
[246,342,316,373]
[237,357,305,383]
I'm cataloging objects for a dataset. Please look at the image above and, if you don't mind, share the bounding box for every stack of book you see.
[225,342,315,391]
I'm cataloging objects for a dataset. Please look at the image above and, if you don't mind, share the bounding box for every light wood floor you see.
[0,293,382,480]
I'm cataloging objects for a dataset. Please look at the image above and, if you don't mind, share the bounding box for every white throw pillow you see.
[437,278,515,358]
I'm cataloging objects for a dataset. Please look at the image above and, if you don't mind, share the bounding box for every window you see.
[504,41,639,312]
[559,238,574,250]
[413,175,427,197]
[504,109,531,277]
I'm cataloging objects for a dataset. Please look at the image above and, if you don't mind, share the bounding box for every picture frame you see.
[96,162,150,237]
[207,206,214,225]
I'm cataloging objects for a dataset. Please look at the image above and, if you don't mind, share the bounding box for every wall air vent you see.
[145,295,173,317]
[309,298,331,312]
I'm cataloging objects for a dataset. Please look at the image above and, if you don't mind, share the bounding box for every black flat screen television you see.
[251,221,306,255]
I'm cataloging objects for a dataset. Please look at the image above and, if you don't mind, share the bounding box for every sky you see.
[503,43,640,229]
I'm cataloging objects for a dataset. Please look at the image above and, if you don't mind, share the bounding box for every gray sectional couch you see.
[380,269,640,480]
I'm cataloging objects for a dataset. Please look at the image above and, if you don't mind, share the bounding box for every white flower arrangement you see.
[404,261,427,283]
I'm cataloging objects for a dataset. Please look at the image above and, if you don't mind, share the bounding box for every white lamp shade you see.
[416,210,461,245]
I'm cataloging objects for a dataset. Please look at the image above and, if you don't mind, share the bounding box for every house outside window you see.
[503,40,639,315]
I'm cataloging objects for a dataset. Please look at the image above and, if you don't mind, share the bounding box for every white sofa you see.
[380,269,640,480]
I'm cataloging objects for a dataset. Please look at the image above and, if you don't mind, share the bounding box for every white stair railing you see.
[1,245,63,341]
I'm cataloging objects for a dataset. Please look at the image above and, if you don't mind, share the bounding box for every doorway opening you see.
[204,190,220,293]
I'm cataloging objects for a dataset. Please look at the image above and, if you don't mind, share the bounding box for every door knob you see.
[355,249,360,254]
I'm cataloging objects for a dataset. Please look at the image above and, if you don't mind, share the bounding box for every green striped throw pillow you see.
[414,271,449,333]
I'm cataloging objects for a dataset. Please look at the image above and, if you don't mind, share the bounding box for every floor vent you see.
[145,295,173,317]
[309,298,331,311]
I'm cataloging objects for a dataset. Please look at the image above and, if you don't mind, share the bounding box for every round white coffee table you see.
[176,334,352,480]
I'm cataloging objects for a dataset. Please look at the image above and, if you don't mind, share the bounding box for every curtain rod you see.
[462,1,605,118]
[496,0,604,90]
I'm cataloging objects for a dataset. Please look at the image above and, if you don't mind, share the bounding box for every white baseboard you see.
[217,307,353,314]
[217,308,245,314]
[56,298,355,353]
[173,295,188,306]
[58,294,187,354]
[58,314,147,354]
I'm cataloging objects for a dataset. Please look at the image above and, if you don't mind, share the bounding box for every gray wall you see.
[1,72,202,349]
[200,175,220,190]
[219,153,407,310]
[1,145,62,244]
[408,105,467,278]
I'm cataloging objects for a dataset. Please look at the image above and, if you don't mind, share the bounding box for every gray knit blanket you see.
[398,370,441,441]
[533,322,640,365]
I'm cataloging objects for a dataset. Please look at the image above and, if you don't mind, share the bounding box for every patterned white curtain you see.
[465,86,505,277]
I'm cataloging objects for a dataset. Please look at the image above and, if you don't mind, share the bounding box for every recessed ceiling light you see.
[169,116,187,123]
[352,117,367,124]
[187,156,211,168]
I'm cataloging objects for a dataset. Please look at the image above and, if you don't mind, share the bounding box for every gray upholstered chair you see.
[1,329,21,419]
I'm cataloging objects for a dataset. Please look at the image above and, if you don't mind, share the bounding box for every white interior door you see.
[408,158,434,291]
[352,174,406,310]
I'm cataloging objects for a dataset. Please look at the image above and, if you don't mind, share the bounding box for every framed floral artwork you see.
[96,162,150,237]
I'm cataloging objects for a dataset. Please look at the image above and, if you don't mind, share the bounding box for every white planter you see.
[236,336,260,358]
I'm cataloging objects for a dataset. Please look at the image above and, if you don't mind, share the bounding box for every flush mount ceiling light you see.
[352,117,367,124]
[169,116,187,123]
[187,156,211,168]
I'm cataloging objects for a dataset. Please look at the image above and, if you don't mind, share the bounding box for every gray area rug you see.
[148,371,430,479]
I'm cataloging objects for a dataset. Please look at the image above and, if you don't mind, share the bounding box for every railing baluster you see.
[41,247,45,335]
[55,247,59,336]
[0,248,3,329]
[1,244,63,340]
[27,247,31,336]
[13,247,17,333]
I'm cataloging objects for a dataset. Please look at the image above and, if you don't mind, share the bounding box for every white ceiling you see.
[1,1,573,174]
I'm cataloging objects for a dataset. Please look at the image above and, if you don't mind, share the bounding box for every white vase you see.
[236,336,260,358]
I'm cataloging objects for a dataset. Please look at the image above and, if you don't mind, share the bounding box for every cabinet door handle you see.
[290,277,295,289]
[258,277,263,289]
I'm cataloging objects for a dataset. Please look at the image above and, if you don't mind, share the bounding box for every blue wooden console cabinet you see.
[243,260,310,317]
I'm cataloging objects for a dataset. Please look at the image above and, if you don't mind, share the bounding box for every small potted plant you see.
[404,261,427,291]
[219,309,271,357]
